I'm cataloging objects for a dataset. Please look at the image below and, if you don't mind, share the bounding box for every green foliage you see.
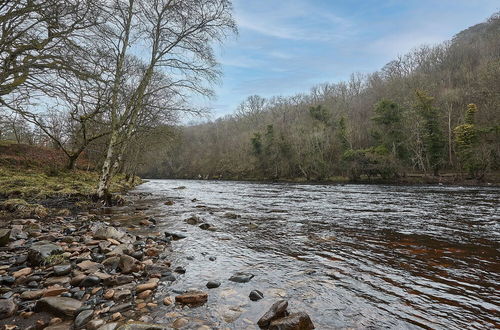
[454,104,491,179]
[309,105,331,123]
[251,133,262,155]
[342,147,399,181]
[336,116,349,152]
[372,99,407,161]
[414,91,445,175]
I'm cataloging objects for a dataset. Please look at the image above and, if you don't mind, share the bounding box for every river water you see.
[128,180,499,329]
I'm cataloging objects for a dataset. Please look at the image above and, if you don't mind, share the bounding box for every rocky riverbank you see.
[0,192,314,330]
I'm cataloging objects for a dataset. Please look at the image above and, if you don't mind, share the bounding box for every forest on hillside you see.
[140,13,500,182]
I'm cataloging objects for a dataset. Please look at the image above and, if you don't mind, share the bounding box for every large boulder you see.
[35,297,82,317]
[257,300,289,328]
[0,299,17,319]
[269,312,315,330]
[28,241,63,266]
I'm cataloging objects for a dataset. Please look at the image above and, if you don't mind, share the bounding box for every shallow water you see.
[131,180,500,329]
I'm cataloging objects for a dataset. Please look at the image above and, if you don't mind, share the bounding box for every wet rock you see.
[206,281,221,289]
[109,302,132,313]
[53,264,71,276]
[75,309,94,328]
[184,215,202,225]
[163,296,174,305]
[269,312,315,330]
[257,300,289,328]
[172,318,189,328]
[164,201,175,206]
[208,256,216,261]
[96,322,119,330]
[223,212,241,219]
[175,291,208,305]
[80,275,101,287]
[45,276,70,286]
[174,266,185,274]
[136,281,157,293]
[104,289,115,300]
[229,272,254,283]
[249,290,264,301]
[164,232,187,240]
[117,321,169,330]
[199,223,211,230]
[0,229,11,246]
[35,297,82,317]
[28,241,63,266]
[70,274,86,286]
[0,299,17,319]
[137,290,152,299]
[113,289,131,301]
[87,319,105,330]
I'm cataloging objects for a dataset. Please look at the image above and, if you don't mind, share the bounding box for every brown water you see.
[130,180,500,329]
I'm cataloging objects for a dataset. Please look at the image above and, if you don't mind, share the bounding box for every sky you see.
[195,0,499,120]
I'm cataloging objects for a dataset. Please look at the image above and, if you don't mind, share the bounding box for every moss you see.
[42,254,67,266]
[0,198,48,218]
[0,165,141,199]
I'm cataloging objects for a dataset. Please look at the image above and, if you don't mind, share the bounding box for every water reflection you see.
[131,180,500,329]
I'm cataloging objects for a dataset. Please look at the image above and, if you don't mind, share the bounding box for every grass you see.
[0,141,140,199]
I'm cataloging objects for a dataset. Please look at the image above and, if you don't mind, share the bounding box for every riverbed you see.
[127,180,499,329]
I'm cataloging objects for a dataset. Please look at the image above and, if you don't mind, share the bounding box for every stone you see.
[104,289,115,300]
[20,289,44,300]
[77,260,101,272]
[80,275,101,287]
[35,297,83,317]
[229,272,254,283]
[87,319,105,330]
[113,289,131,301]
[137,290,152,299]
[136,281,157,293]
[43,287,68,297]
[111,312,122,321]
[45,276,70,286]
[175,291,208,305]
[13,267,32,278]
[249,290,264,301]
[75,309,94,328]
[174,266,185,274]
[116,322,168,330]
[164,232,186,240]
[172,318,189,328]
[206,281,221,289]
[53,264,72,276]
[119,255,141,274]
[96,322,119,330]
[0,229,11,246]
[93,226,126,241]
[257,300,289,328]
[109,303,132,313]
[163,297,174,305]
[49,317,63,325]
[164,201,174,206]
[70,274,86,286]
[184,215,202,225]
[0,299,17,319]
[28,241,63,266]
[199,223,211,230]
[268,312,315,330]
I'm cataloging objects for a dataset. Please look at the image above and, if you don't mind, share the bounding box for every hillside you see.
[138,14,500,183]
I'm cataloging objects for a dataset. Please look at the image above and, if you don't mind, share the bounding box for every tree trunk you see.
[97,131,119,201]
[67,154,78,170]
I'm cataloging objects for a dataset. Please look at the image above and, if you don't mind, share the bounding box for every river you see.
[126,179,499,329]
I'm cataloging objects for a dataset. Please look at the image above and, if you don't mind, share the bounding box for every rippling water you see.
[130,180,500,329]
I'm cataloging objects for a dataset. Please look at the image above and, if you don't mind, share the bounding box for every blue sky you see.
[197,0,499,119]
